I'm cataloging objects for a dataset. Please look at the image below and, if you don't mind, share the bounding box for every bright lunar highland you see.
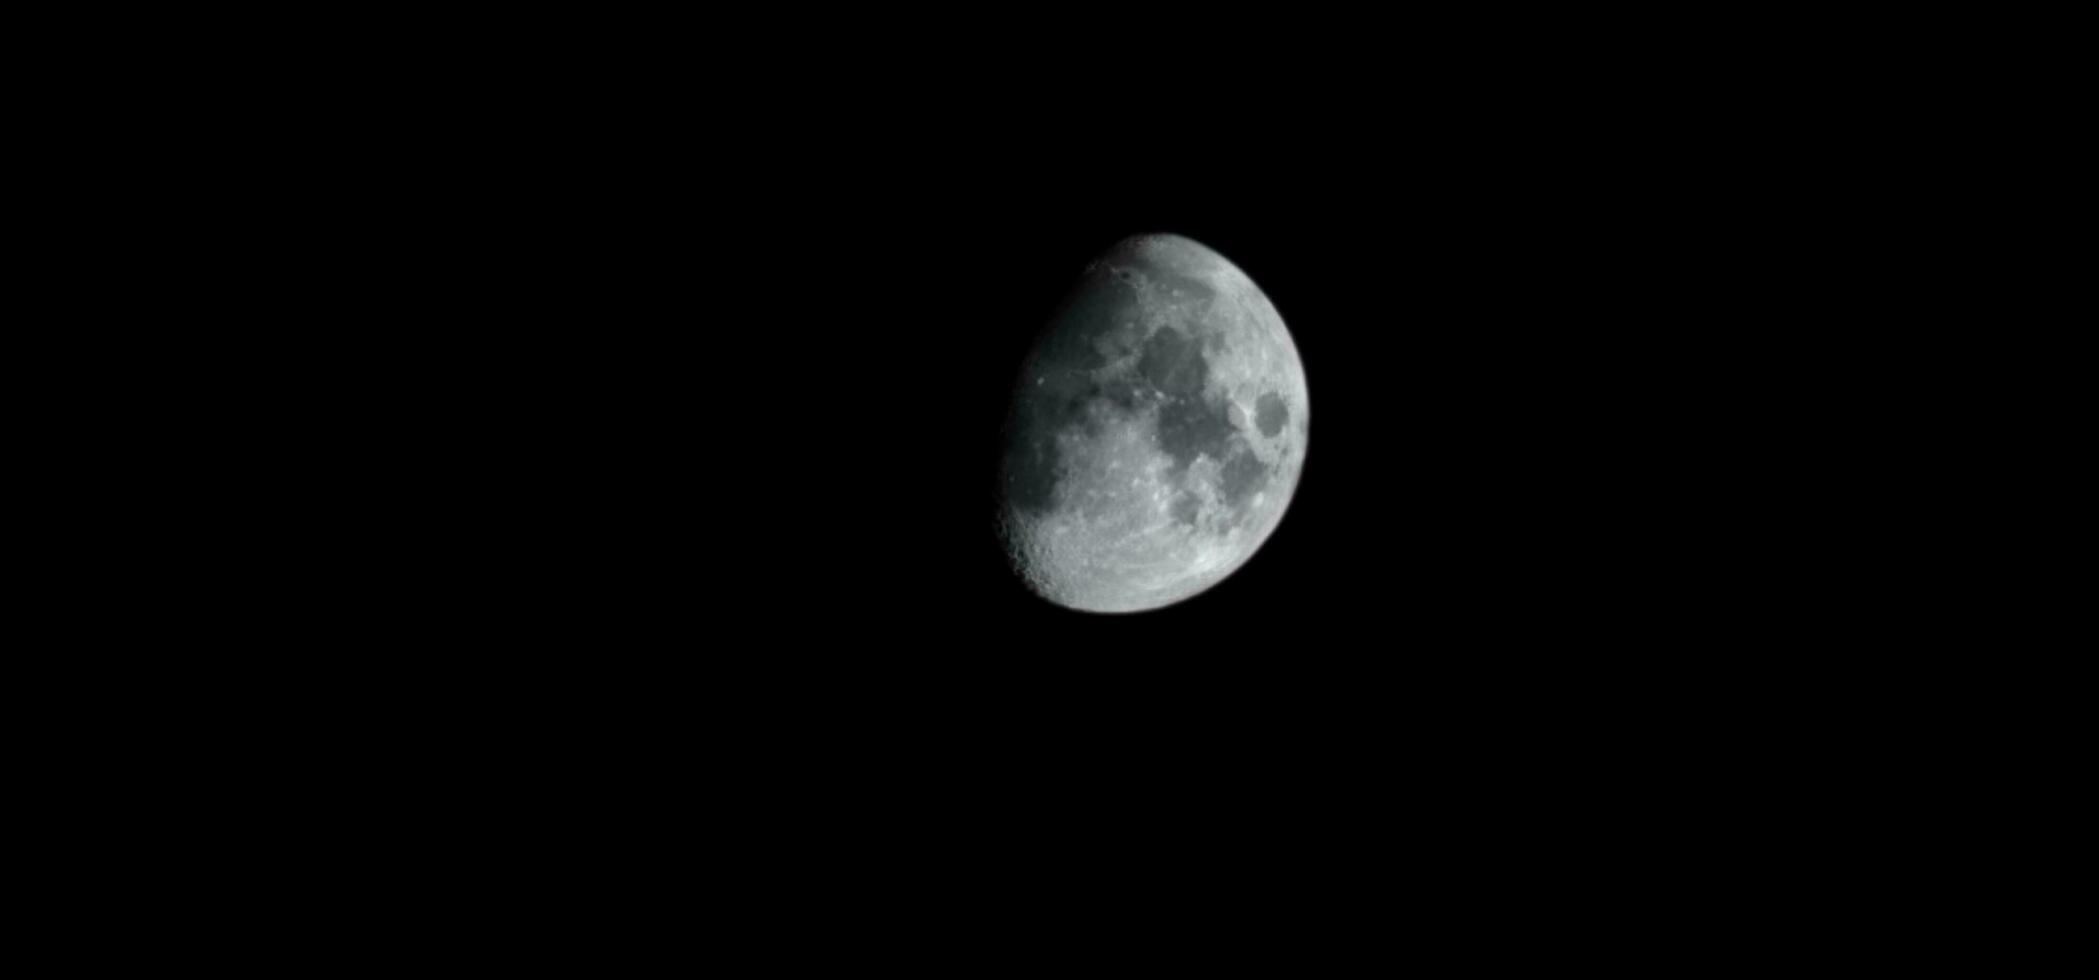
[999,234,1309,613]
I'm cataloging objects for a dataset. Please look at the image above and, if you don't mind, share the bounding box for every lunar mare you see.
[999,234,1308,613]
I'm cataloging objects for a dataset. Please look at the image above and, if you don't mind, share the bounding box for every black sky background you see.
[16,6,2063,952]
[443,97,1918,752]
[272,2,1996,838]
[133,23,2039,929]
[381,102,1942,896]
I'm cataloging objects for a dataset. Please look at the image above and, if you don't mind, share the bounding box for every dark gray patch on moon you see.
[1100,376,1143,412]
[1037,272,1138,375]
[1003,435,1060,516]
[1170,491,1201,526]
[1135,325,1240,477]
[1003,274,1146,517]
[1155,393,1237,478]
[1255,392,1289,438]
[1219,446,1269,508]
[1137,326,1205,397]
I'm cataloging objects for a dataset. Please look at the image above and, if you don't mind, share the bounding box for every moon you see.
[998,233,1309,613]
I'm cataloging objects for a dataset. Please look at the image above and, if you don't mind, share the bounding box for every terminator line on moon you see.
[999,234,1309,613]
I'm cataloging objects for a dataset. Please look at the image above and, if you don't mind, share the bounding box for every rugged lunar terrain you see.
[999,234,1309,613]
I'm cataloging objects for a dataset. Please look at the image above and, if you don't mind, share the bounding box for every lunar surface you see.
[998,234,1309,613]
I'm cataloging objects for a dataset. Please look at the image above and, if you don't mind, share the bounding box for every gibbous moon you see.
[998,234,1309,613]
